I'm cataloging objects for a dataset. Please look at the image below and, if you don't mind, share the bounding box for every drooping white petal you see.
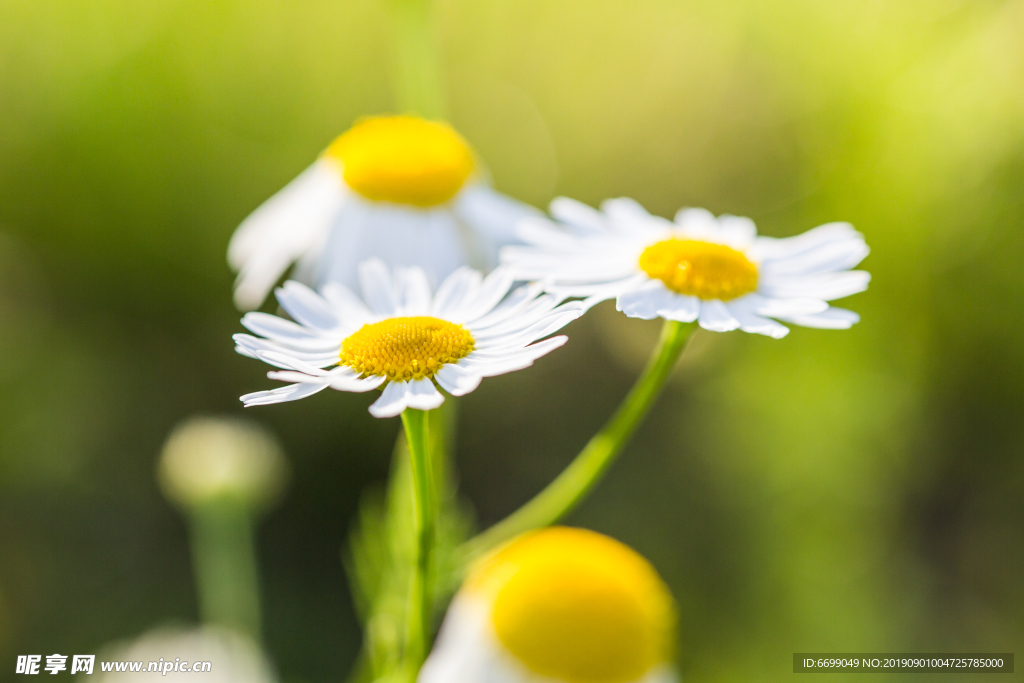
[616,280,675,320]
[697,299,741,332]
[328,371,386,393]
[369,381,414,418]
[725,300,790,338]
[405,378,445,411]
[434,364,483,396]
[316,199,467,292]
[229,161,347,311]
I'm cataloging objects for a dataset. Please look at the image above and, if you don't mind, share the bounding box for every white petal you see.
[460,336,568,377]
[320,282,374,325]
[275,281,340,332]
[328,372,386,393]
[241,381,329,406]
[316,199,467,291]
[751,222,863,261]
[616,280,674,320]
[253,349,332,375]
[431,267,483,317]
[782,306,860,329]
[452,267,516,324]
[394,266,433,316]
[725,300,790,338]
[656,291,700,322]
[405,378,445,411]
[549,196,609,233]
[229,161,346,310]
[743,293,828,317]
[759,271,871,301]
[234,334,339,365]
[240,314,336,350]
[368,380,415,418]
[760,234,869,276]
[674,207,719,239]
[715,215,758,249]
[434,364,483,396]
[697,299,741,332]
[358,259,398,316]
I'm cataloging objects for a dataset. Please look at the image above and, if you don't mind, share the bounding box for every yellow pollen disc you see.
[339,316,474,381]
[324,115,474,207]
[639,238,758,301]
[466,527,675,683]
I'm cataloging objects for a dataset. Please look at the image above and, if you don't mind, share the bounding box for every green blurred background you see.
[1,0,1023,680]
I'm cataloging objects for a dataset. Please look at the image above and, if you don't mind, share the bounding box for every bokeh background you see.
[1,0,1023,680]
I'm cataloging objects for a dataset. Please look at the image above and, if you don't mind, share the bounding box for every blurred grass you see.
[1,0,1023,681]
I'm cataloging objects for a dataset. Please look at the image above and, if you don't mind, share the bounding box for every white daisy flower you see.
[234,260,583,418]
[228,115,539,310]
[502,197,870,338]
[420,527,677,683]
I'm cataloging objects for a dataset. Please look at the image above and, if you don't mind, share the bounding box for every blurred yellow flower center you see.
[467,527,674,683]
[339,316,474,381]
[325,116,474,207]
[639,238,758,300]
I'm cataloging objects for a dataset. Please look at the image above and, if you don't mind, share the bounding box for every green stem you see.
[388,0,445,118]
[401,408,434,675]
[189,497,262,641]
[461,320,695,559]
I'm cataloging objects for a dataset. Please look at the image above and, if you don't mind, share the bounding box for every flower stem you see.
[401,408,434,675]
[461,320,695,559]
[388,0,445,118]
[189,497,262,641]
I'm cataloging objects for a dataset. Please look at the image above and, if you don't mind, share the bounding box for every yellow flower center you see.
[324,116,474,207]
[339,316,474,381]
[467,527,675,683]
[639,238,758,301]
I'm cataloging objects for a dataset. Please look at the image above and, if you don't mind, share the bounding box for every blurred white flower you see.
[228,115,538,310]
[234,260,583,418]
[89,626,276,683]
[420,527,677,683]
[158,417,288,511]
[502,198,870,338]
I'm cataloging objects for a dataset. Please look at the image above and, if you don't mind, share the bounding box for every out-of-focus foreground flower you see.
[234,259,583,417]
[90,626,276,683]
[503,198,870,338]
[420,527,677,683]
[158,417,289,512]
[228,115,538,310]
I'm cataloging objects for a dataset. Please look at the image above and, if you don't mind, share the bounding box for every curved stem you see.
[401,408,434,675]
[461,320,695,559]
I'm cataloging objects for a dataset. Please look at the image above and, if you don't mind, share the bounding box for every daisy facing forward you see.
[234,260,582,418]
[420,527,677,683]
[502,197,870,338]
[228,115,538,310]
